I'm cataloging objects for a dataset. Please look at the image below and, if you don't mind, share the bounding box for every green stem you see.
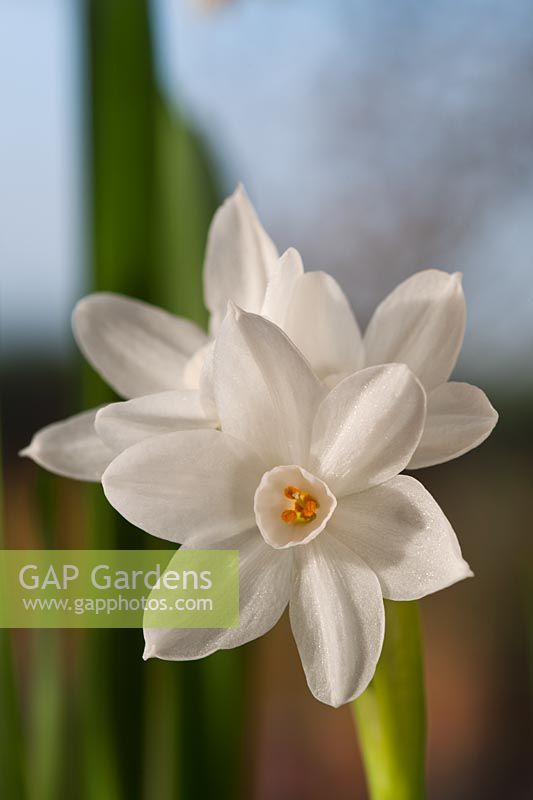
[352,600,426,800]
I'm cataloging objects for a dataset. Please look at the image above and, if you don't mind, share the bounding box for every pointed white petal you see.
[144,532,292,660]
[309,364,426,496]
[290,536,384,707]
[102,429,265,545]
[282,271,365,380]
[408,382,498,469]
[72,293,208,399]
[331,476,473,601]
[95,390,217,453]
[364,270,466,391]
[204,185,278,335]
[260,247,304,326]
[214,307,325,466]
[20,408,113,481]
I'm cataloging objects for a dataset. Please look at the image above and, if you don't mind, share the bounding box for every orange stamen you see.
[302,499,317,519]
[281,509,297,524]
[284,486,300,500]
[281,485,319,524]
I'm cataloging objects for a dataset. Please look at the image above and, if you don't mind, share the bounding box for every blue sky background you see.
[2,0,533,391]
[0,0,82,356]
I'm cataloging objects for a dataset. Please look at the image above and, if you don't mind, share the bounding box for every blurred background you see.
[1,1,532,798]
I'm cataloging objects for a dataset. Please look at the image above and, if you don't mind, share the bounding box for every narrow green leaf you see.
[85,0,156,299]
[352,600,426,800]
[80,2,159,797]
[151,98,219,326]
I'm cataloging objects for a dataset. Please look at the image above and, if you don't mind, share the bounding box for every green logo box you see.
[0,550,239,629]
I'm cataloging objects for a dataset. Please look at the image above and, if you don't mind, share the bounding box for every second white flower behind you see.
[102,307,472,707]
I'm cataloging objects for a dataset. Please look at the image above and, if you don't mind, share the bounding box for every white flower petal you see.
[331,475,473,601]
[72,293,208,399]
[204,185,278,335]
[20,408,113,482]
[183,342,212,391]
[214,307,325,467]
[197,341,218,421]
[309,364,426,496]
[95,391,217,453]
[364,270,466,391]
[102,429,265,545]
[289,536,384,707]
[408,382,498,469]
[144,531,292,660]
[260,247,304,327]
[282,271,365,380]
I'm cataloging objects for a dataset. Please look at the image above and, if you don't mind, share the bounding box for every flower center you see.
[254,465,337,550]
[280,486,319,524]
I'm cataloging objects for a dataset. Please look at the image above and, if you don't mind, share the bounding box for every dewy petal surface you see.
[364,270,466,391]
[330,475,472,601]
[20,408,114,482]
[408,382,498,469]
[95,390,217,454]
[73,293,208,399]
[309,364,426,497]
[102,429,265,545]
[214,307,325,467]
[289,536,385,707]
[282,271,365,380]
[144,531,292,660]
[204,185,279,335]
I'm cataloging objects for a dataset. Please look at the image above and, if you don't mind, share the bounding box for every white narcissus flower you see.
[262,262,498,468]
[22,179,497,482]
[90,259,498,475]
[96,259,500,477]
[102,308,472,707]
[21,185,279,480]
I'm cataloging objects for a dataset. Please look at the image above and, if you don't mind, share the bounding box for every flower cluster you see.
[23,186,497,706]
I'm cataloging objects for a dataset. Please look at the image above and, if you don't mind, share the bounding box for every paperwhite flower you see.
[102,307,472,707]
[22,183,497,483]
[77,255,498,479]
[21,185,278,480]
[261,260,498,468]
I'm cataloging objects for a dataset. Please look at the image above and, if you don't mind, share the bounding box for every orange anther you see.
[284,486,299,499]
[302,500,317,519]
[281,509,297,524]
